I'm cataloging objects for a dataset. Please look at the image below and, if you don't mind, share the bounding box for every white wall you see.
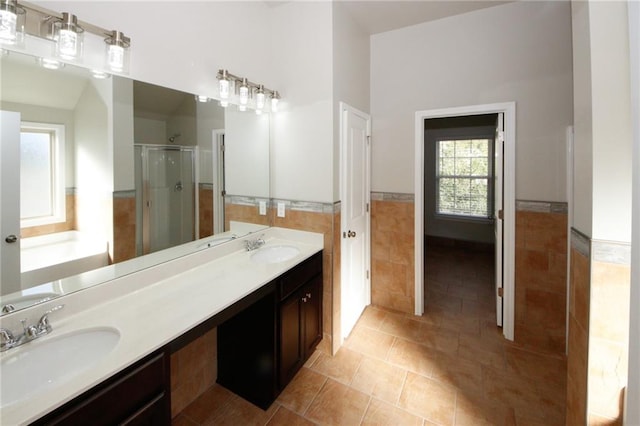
[332,3,371,199]
[269,1,334,203]
[589,1,632,243]
[571,0,594,237]
[370,1,573,202]
[225,109,270,198]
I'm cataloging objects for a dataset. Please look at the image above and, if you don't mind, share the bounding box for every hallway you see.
[173,245,566,425]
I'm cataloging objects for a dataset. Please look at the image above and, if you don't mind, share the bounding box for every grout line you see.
[358,395,373,425]
[300,374,328,417]
[263,403,280,426]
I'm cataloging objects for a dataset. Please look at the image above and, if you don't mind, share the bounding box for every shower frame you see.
[135,144,199,256]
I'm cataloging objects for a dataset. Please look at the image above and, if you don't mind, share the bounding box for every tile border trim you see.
[199,183,214,191]
[271,198,335,214]
[225,195,270,206]
[571,228,591,258]
[113,190,135,199]
[592,239,631,265]
[371,192,415,202]
[516,200,568,214]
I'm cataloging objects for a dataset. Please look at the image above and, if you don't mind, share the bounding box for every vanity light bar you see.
[216,69,281,113]
[3,1,131,74]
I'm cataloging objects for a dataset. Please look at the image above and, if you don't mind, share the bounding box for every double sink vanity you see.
[0,228,324,425]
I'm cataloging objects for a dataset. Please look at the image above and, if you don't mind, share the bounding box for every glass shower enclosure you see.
[134,145,197,256]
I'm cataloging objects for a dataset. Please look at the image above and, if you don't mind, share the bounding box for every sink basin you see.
[0,327,120,407]
[250,245,300,264]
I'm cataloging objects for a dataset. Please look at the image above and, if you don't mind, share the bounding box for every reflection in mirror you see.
[0,51,271,314]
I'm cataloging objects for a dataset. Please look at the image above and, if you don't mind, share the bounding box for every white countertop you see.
[0,227,323,425]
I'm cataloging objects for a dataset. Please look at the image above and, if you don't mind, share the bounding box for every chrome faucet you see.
[244,235,266,251]
[0,304,64,352]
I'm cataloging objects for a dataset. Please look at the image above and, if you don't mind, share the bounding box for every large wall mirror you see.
[0,50,271,314]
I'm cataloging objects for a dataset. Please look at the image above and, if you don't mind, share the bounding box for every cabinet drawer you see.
[33,351,169,426]
[279,252,322,301]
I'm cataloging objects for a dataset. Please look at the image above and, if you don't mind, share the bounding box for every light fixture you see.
[238,77,249,107]
[53,12,83,60]
[104,30,130,73]
[255,85,265,114]
[195,95,210,103]
[0,0,25,45]
[271,91,280,113]
[36,56,64,70]
[90,69,110,79]
[216,69,281,113]
[218,69,230,106]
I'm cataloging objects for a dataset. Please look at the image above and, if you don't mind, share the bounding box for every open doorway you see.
[415,102,515,340]
[423,114,499,334]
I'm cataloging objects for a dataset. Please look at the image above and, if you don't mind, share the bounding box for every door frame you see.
[414,102,516,340]
[339,101,372,346]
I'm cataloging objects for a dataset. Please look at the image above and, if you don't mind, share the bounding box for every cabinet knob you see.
[302,297,308,303]
[306,293,312,299]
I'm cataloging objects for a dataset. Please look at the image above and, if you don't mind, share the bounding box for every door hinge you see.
[220,143,225,152]
[367,135,371,145]
[366,203,369,213]
[221,190,226,197]
[498,287,504,297]
[366,270,369,279]
[498,209,503,220]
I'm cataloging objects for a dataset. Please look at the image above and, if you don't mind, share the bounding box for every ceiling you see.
[334,1,511,35]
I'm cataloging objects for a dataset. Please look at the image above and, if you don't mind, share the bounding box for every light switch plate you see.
[277,202,285,217]
[259,201,266,215]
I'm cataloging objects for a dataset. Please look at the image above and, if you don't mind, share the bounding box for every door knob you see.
[347,230,356,238]
[5,235,17,243]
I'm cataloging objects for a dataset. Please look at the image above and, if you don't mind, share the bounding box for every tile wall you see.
[113,191,136,263]
[224,196,271,231]
[567,230,590,425]
[170,328,218,417]
[198,184,214,239]
[587,240,630,424]
[370,193,415,315]
[514,201,568,355]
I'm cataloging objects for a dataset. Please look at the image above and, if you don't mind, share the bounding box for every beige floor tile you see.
[310,347,363,384]
[203,393,278,426]
[350,356,408,404]
[387,338,438,377]
[181,384,235,424]
[277,367,327,415]
[266,406,316,426]
[171,414,197,426]
[361,398,423,426]
[379,312,425,342]
[398,372,457,425]
[356,305,389,330]
[454,392,516,426]
[305,378,371,425]
[344,325,396,360]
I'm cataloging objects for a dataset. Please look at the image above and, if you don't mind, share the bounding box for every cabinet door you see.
[279,291,303,387]
[302,276,323,356]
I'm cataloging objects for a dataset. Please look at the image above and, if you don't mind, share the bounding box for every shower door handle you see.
[175,181,183,192]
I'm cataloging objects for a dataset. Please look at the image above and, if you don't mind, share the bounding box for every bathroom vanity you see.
[0,228,323,425]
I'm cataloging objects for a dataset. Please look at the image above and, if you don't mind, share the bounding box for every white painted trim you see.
[565,125,574,355]
[625,0,639,423]
[339,102,372,345]
[414,102,516,341]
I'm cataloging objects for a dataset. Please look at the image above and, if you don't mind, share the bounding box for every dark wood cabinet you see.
[218,251,323,409]
[31,349,170,426]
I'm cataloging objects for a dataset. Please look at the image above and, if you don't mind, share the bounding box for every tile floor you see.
[173,244,567,425]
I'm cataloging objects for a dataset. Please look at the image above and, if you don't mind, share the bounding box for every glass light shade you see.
[239,82,249,106]
[53,13,84,60]
[271,96,279,113]
[256,89,266,110]
[219,100,229,108]
[219,78,230,100]
[90,69,110,79]
[104,31,130,73]
[37,57,64,70]
[195,95,209,103]
[238,104,247,112]
[0,1,25,46]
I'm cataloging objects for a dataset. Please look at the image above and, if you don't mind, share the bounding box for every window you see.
[436,138,492,218]
[20,122,65,227]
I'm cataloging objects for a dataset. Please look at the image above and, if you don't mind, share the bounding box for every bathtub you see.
[20,231,110,288]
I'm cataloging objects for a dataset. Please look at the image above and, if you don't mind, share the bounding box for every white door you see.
[494,113,505,326]
[1,111,22,294]
[340,103,371,342]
